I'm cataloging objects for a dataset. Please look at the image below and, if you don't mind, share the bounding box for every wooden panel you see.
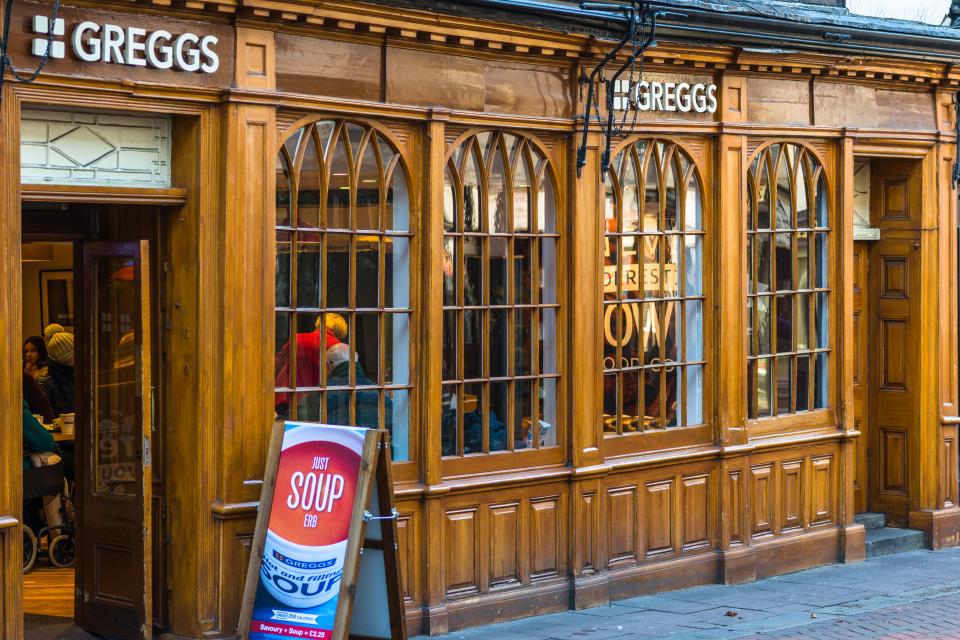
[235,28,276,91]
[580,492,595,571]
[814,82,935,129]
[880,319,908,391]
[780,460,803,532]
[607,486,637,564]
[852,312,863,385]
[529,498,560,579]
[880,429,908,495]
[726,469,743,545]
[751,464,775,538]
[93,543,136,604]
[682,474,710,550]
[645,480,674,557]
[812,456,833,525]
[881,179,909,221]
[489,503,521,586]
[445,508,479,595]
[396,509,419,604]
[881,257,909,298]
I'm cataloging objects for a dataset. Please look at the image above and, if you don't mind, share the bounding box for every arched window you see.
[603,140,705,433]
[274,120,413,461]
[441,131,560,457]
[747,143,829,419]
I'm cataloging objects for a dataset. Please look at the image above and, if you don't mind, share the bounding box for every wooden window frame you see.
[273,118,418,474]
[602,137,713,458]
[746,142,834,431]
[439,130,566,476]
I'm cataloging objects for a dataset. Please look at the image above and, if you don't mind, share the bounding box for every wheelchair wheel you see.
[49,534,76,568]
[22,526,37,572]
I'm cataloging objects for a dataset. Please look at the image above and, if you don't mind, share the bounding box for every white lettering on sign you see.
[31,16,219,73]
[613,79,718,114]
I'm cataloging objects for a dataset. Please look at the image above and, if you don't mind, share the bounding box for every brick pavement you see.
[419,548,960,640]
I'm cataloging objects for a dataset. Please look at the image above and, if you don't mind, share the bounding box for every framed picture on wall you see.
[40,270,74,331]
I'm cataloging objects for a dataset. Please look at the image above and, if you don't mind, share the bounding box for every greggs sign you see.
[30,14,220,73]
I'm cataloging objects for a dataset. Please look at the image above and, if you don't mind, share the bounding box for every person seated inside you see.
[325,343,392,432]
[274,313,349,418]
[23,335,49,385]
[21,399,63,531]
[43,325,75,416]
[23,371,54,424]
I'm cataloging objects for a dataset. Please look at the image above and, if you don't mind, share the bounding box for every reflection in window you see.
[747,143,829,418]
[274,121,412,460]
[441,131,560,456]
[603,140,705,433]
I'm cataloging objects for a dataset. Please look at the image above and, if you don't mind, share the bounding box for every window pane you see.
[296,234,321,309]
[796,294,810,351]
[326,235,350,308]
[815,353,828,409]
[777,356,792,414]
[776,153,792,230]
[490,309,509,378]
[385,313,409,385]
[756,357,772,418]
[388,237,410,308]
[665,156,679,230]
[816,176,828,228]
[538,378,558,446]
[390,389,409,461]
[274,311,292,389]
[540,308,557,374]
[356,136,380,231]
[815,231,828,288]
[441,386,459,456]
[444,170,457,232]
[686,364,703,426]
[684,235,702,297]
[388,164,410,232]
[463,383,484,454]
[796,355,810,412]
[513,152,532,232]
[797,232,809,290]
[776,294,793,354]
[664,301,680,364]
[775,233,793,291]
[757,161,771,230]
[622,150,641,233]
[464,309,483,380]
[488,144,508,233]
[298,133,321,228]
[356,238,379,308]
[464,237,483,307]
[643,151,661,232]
[277,154,292,227]
[516,309,532,376]
[442,310,458,381]
[643,236,661,298]
[355,312,379,384]
[443,237,457,307]
[327,132,350,229]
[490,237,508,306]
[685,175,702,231]
[489,381,510,452]
[514,379,532,448]
[757,296,772,355]
[296,392,322,423]
[539,238,557,304]
[816,292,829,349]
[464,149,481,232]
[515,238,533,304]
[276,231,292,308]
[603,373,619,432]
[538,174,557,234]
[756,233,772,293]
[796,161,809,228]
[664,236,680,298]
[685,301,703,362]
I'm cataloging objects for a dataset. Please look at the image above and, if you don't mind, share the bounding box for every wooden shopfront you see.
[2,0,960,638]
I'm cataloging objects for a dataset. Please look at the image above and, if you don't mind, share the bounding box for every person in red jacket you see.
[274,314,347,418]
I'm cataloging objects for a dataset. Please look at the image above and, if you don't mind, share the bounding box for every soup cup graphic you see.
[260,424,364,609]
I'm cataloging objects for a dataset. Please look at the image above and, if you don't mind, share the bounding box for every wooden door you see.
[76,240,153,639]
[852,241,870,513]
[868,160,922,525]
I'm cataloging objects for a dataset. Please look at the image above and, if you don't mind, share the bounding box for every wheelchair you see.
[22,459,76,572]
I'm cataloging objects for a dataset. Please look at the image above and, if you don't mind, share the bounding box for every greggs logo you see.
[30,15,220,73]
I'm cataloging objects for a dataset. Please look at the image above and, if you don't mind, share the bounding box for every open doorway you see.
[21,203,166,640]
